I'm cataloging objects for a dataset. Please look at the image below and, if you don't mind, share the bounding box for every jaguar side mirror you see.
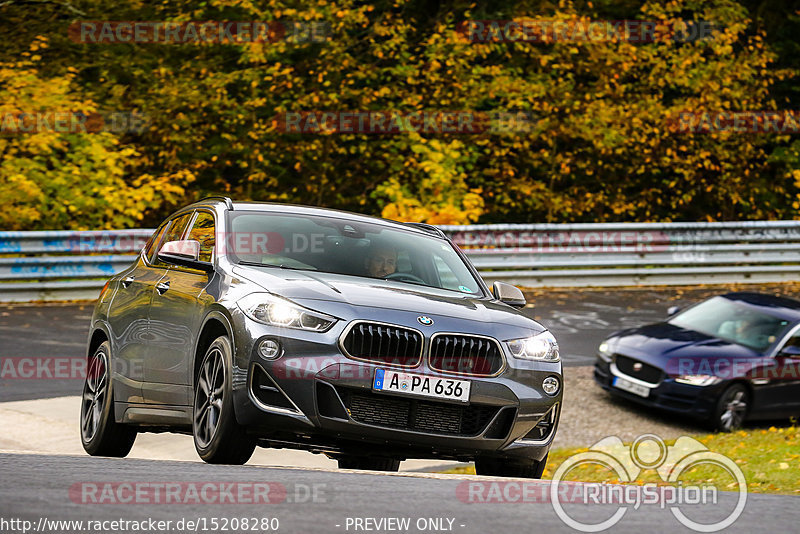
[778,345,800,358]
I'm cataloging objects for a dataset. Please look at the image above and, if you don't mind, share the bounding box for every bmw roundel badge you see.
[417,316,433,326]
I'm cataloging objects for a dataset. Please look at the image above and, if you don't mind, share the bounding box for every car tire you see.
[711,383,750,432]
[337,456,401,471]
[475,454,548,479]
[80,341,137,457]
[193,336,256,464]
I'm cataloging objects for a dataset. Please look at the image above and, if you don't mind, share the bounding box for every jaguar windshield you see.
[224,211,484,296]
[668,296,791,351]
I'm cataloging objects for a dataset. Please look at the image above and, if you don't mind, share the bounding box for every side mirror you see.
[492,281,526,308]
[667,305,681,317]
[157,240,212,272]
[778,345,800,358]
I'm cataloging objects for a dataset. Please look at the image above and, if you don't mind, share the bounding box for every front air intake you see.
[250,364,298,412]
[340,322,423,368]
[428,334,505,377]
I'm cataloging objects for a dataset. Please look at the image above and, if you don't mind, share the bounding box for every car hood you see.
[231,265,542,334]
[611,323,764,374]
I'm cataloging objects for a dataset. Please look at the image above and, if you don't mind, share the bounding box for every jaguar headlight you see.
[674,374,722,386]
[506,331,559,362]
[598,338,617,360]
[238,293,337,332]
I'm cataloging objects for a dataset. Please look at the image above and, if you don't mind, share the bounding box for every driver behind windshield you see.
[364,244,397,278]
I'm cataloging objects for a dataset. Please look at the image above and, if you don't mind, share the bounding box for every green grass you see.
[441,426,800,495]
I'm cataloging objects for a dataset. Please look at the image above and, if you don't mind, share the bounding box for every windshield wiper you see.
[239,261,307,271]
[383,278,428,288]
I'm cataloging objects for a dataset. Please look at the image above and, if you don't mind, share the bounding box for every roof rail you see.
[197,196,234,210]
[405,222,447,239]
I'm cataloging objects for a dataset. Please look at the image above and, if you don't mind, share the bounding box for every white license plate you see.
[373,369,470,403]
[613,376,650,398]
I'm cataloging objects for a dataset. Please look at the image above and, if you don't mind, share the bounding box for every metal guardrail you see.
[0,230,152,302]
[441,221,800,288]
[1,222,800,301]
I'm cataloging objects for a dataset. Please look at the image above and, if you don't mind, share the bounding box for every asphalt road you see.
[0,452,793,534]
[2,289,798,534]
[0,289,684,402]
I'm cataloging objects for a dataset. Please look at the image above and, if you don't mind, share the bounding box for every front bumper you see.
[229,311,562,461]
[593,355,722,420]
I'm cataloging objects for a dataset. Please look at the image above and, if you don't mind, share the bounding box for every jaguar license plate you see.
[612,376,650,398]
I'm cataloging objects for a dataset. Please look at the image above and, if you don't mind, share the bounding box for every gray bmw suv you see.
[80,197,562,477]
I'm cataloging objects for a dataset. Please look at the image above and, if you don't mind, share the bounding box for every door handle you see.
[155,281,170,294]
[122,276,135,288]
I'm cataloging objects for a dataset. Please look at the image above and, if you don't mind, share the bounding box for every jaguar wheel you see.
[712,383,749,432]
[193,336,256,464]
[80,341,136,457]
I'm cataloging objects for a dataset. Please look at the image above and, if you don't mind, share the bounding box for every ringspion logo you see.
[549,434,747,532]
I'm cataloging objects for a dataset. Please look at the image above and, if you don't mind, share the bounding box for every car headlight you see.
[506,331,559,362]
[597,338,617,361]
[238,293,337,332]
[598,338,618,356]
[674,374,722,386]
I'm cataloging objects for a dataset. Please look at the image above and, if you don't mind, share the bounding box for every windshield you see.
[668,296,791,352]
[223,211,484,296]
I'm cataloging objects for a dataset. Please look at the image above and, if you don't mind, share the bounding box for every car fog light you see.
[258,339,282,360]
[543,376,559,395]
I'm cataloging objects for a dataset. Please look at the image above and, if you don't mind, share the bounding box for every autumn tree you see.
[0,0,797,228]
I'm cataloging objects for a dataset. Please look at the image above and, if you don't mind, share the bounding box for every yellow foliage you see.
[376,139,484,225]
[0,48,193,230]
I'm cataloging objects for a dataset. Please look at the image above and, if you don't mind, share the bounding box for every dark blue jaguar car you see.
[594,292,800,431]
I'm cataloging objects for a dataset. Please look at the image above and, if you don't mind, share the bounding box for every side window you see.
[186,211,215,263]
[144,223,169,263]
[152,213,193,267]
[783,334,800,349]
